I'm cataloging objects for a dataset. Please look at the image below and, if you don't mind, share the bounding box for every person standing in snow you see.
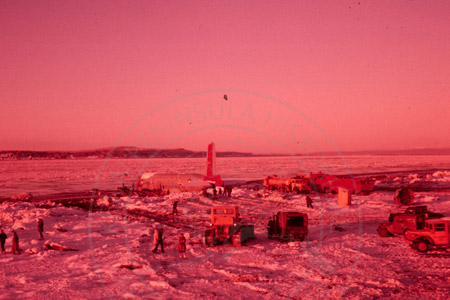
[37,218,44,240]
[152,228,158,252]
[172,200,178,216]
[306,196,313,209]
[178,233,187,258]
[227,186,233,197]
[12,231,20,254]
[152,228,164,253]
[0,229,7,253]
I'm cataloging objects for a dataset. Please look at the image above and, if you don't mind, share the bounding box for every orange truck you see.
[263,176,293,192]
[205,206,254,246]
[290,175,312,194]
[263,175,312,193]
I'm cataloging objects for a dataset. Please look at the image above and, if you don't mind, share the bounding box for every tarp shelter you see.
[338,187,352,207]
[394,188,414,205]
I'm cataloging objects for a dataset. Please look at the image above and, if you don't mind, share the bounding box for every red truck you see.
[263,175,311,193]
[377,205,444,237]
[309,172,374,195]
[267,212,308,242]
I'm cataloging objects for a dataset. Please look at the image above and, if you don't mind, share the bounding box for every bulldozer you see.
[204,206,254,246]
[267,211,308,242]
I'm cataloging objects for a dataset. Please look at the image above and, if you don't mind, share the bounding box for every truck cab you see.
[290,175,312,194]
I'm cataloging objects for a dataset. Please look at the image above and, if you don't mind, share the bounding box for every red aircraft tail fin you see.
[206,142,216,176]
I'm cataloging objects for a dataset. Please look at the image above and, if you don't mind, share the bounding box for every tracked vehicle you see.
[205,206,254,246]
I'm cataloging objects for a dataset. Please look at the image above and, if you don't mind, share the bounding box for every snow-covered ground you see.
[376,170,450,191]
[1,181,450,299]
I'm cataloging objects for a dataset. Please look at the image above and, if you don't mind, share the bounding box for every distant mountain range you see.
[0,147,265,160]
[311,148,450,156]
[1,146,450,160]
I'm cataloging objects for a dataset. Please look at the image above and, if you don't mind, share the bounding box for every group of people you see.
[202,185,233,199]
[0,218,45,255]
[152,227,187,259]
[1,229,21,254]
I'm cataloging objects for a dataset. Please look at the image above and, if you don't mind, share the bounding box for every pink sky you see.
[1,1,450,153]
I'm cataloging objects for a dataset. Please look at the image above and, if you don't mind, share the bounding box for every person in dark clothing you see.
[227,186,233,197]
[12,231,20,254]
[306,196,313,209]
[178,233,187,258]
[152,228,164,253]
[172,201,178,216]
[38,219,44,240]
[0,230,7,253]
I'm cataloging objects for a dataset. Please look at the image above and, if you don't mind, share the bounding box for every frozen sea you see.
[1,155,450,198]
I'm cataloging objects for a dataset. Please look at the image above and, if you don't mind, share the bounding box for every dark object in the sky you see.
[224,94,228,101]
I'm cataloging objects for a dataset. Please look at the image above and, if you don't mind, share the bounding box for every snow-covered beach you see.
[1,156,450,299]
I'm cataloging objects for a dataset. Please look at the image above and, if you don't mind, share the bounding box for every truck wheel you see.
[377,228,390,237]
[416,240,429,253]
[232,231,242,246]
[205,230,214,247]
